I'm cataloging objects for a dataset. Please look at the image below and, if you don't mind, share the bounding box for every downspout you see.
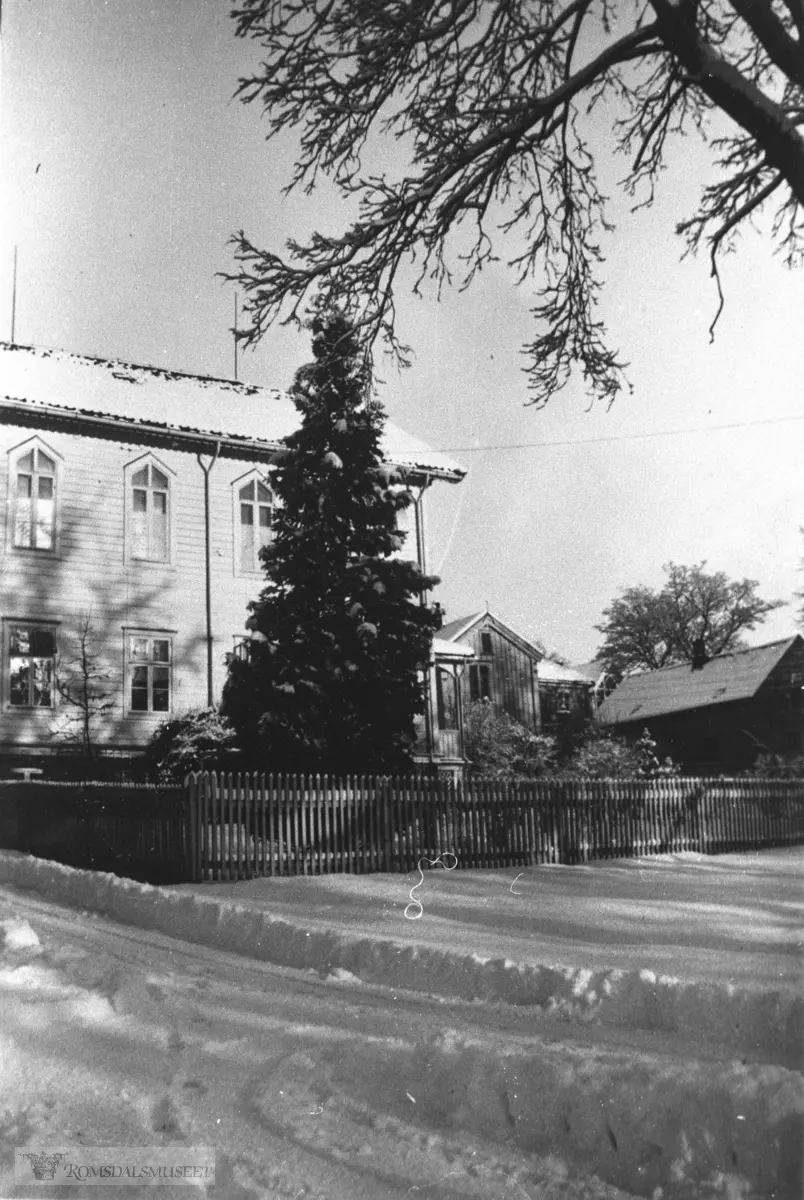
[413,476,436,766]
[197,443,221,707]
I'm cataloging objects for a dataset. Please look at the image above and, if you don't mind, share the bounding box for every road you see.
[0,884,635,1200]
[0,854,800,1199]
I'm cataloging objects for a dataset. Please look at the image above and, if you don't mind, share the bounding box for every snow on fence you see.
[185,772,804,883]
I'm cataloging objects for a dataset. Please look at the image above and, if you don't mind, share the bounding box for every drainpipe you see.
[197,443,221,707]
[413,476,436,766]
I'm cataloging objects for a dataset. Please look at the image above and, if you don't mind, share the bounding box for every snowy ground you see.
[0,850,801,1199]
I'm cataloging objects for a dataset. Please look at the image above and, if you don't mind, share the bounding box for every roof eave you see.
[0,396,465,482]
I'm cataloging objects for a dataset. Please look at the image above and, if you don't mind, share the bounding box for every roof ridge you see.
[0,341,280,394]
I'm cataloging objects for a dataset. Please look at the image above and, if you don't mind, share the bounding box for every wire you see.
[442,412,804,455]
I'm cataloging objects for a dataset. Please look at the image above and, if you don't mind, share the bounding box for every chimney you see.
[691,637,708,671]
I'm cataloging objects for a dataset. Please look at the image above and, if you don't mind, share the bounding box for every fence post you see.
[186,773,199,883]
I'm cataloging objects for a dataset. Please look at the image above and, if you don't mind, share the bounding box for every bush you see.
[145,708,240,783]
[742,752,804,779]
[464,700,557,778]
[563,726,679,779]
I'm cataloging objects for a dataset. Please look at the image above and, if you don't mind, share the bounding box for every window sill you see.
[8,546,61,559]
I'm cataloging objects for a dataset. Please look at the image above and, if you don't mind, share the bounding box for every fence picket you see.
[43,771,802,887]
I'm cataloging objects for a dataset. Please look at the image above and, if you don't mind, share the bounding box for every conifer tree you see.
[223,304,442,774]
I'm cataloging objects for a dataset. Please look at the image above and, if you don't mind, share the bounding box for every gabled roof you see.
[598,636,802,725]
[439,613,485,641]
[0,343,465,482]
[438,609,588,680]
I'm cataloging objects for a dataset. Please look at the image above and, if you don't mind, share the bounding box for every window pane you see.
[37,451,55,474]
[10,659,29,706]
[437,668,458,730]
[38,476,54,500]
[14,497,33,548]
[29,630,56,657]
[35,499,54,550]
[133,489,147,513]
[130,665,149,711]
[240,504,254,527]
[469,666,479,702]
[132,466,149,487]
[239,481,255,501]
[152,509,168,560]
[152,640,170,662]
[257,481,272,503]
[152,468,168,490]
[32,658,53,707]
[18,451,34,472]
[153,492,167,515]
[10,629,30,655]
[258,506,271,528]
[131,637,149,660]
[152,667,170,711]
[16,473,32,498]
[240,512,254,571]
[132,510,148,558]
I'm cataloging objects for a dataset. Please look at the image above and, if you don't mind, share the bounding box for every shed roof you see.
[535,659,592,684]
[598,636,802,725]
[0,343,465,482]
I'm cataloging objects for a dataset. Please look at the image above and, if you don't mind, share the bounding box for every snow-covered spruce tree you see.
[223,305,442,775]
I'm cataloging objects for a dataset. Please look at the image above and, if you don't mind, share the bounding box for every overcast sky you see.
[2,0,802,663]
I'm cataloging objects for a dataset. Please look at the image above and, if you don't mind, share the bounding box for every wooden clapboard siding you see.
[0,422,282,752]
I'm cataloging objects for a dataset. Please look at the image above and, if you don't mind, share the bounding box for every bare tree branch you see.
[226,0,804,407]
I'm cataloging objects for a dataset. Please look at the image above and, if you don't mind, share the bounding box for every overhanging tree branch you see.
[227,0,804,407]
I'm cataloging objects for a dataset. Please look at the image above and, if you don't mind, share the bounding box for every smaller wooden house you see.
[598,636,804,773]
[437,610,592,733]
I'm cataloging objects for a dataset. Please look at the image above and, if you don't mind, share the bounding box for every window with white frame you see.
[127,633,172,713]
[235,474,274,573]
[129,461,170,562]
[10,442,58,551]
[7,624,57,708]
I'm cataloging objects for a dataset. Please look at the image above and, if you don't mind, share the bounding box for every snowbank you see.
[1,850,802,1197]
[0,850,799,1068]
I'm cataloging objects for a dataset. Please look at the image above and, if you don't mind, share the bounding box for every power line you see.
[442,412,804,454]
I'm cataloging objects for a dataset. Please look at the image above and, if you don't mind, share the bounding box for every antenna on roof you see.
[10,245,18,342]
[233,292,239,382]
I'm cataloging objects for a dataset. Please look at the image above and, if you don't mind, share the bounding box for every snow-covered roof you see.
[535,659,593,684]
[432,637,475,660]
[438,613,484,641]
[598,637,802,725]
[0,343,466,482]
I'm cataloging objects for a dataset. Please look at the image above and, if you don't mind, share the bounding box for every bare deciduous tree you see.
[226,0,803,406]
[595,560,785,676]
[54,612,117,763]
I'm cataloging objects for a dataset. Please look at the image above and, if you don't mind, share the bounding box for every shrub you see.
[145,708,240,783]
[564,726,679,779]
[742,752,804,779]
[464,700,557,779]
